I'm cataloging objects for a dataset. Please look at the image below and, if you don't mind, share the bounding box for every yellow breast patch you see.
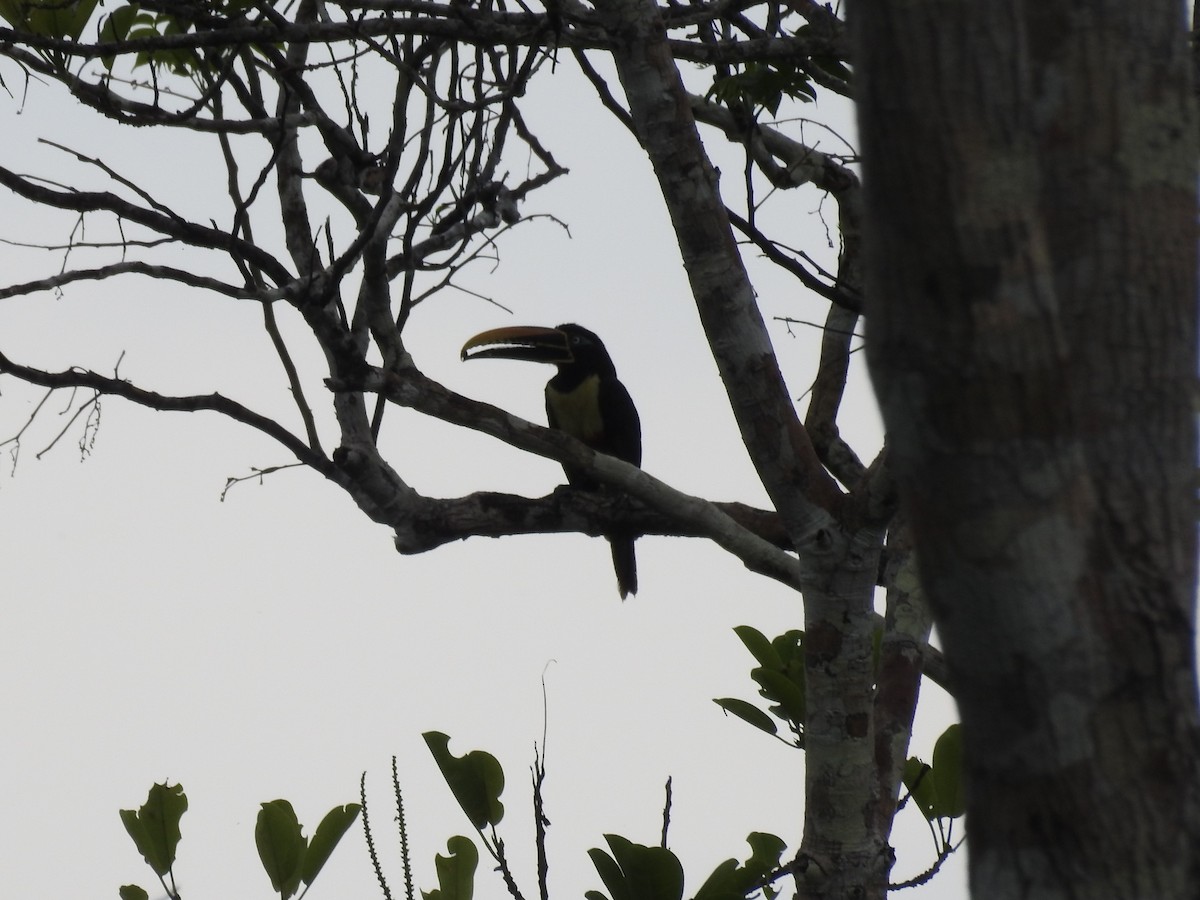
[547,375,604,443]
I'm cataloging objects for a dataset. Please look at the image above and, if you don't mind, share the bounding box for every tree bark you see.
[853,0,1200,896]
[592,1,899,896]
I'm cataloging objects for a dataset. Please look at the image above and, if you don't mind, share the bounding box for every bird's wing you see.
[598,377,642,467]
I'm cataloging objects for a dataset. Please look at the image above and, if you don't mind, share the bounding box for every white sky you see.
[0,44,966,900]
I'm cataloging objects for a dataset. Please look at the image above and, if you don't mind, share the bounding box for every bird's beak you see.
[460,326,573,364]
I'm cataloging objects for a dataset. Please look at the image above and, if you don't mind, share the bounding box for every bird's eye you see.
[571,335,582,345]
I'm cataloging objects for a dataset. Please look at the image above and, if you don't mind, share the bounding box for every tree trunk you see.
[853,0,1200,897]
[592,1,898,896]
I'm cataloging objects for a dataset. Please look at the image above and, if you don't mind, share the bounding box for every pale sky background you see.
[0,38,965,900]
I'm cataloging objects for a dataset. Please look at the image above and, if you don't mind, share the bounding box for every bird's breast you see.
[546,375,605,444]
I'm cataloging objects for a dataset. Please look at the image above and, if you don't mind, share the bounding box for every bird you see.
[461,323,642,598]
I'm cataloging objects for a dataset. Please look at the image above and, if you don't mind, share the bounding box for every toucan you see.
[460,323,642,598]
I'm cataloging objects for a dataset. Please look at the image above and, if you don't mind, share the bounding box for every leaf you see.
[588,835,683,900]
[99,4,137,39]
[301,803,361,885]
[706,63,816,117]
[0,0,98,39]
[807,53,852,83]
[0,0,20,28]
[743,831,786,876]
[750,667,806,724]
[256,799,306,899]
[902,757,937,820]
[59,0,99,40]
[118,885,150,900]
[693,858,743,900]
[770,630,805,668]
[119,782,187,878]
[733,625,782,670]
[713,698,778,735]
[931,724,966,818]
[422,835,478,900]
[612,835,684,900]
[423,731,505,829]
[98,4,139,70]
[693,832,786,900]
[588,846,631,900]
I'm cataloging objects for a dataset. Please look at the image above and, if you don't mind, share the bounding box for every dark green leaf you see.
[902,757,937,820]
[604,834,684,900]
[751,667,806,723]
[127,22,159,39]
[422,836,478,900]
[713,698,778,735]
[56,0,99,40]
[808,54,852,83]
[588,847,631,900]
[743,831,786,876]
[0,0,98,39]
[693,858,743,900]
[0,0,20,28]
[423,731,505,829]
[301,803,361,885]
[98,5,139,69]
[931,724,966,818]
[693,832,786,900]
[769,631,805,668]
[706,64,815,117]
[99,3,137,39]
[733,626,782,670]
[256,799,306,899]
[118,885,149,900]
[119,782,187,878]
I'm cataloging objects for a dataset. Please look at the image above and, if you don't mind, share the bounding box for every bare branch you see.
[0,166,295,287]
[0,350,330,472]
[805,302,866,484]
[728,207,861,310]
[363,366,806,590]
[0,262,256,301]
[0,9,842,66]
[220,463,309,500]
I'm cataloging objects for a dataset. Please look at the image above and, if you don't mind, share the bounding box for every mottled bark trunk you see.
[591,0,895,896]
[853,0,1200,897]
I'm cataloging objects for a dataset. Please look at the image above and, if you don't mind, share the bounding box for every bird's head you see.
[461,323,616,376]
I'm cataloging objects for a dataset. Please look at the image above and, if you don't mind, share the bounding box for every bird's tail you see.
[608,535,638,600]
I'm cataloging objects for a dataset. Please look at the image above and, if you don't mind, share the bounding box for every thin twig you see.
[361,771,395,900]
[660,776,673,849]
[392,757,417,900]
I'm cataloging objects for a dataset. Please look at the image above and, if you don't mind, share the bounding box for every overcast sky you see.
[0,44,966,900]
